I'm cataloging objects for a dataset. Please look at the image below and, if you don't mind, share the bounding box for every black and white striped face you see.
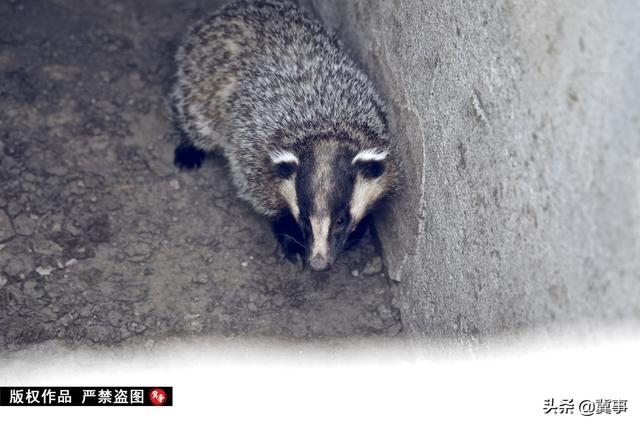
[271,142,389,271]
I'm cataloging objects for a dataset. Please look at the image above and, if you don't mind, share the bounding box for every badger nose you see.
[309,256,330,271]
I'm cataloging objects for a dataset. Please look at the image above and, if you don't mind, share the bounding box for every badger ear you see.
[352,148,387,179]
[270,150,299,179]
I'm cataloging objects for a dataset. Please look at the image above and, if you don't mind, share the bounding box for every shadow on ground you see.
[0,0,402,352]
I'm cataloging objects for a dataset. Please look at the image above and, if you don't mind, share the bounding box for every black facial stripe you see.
[274,161,296,179]
[295,147,315,222]
[354,159,385,179]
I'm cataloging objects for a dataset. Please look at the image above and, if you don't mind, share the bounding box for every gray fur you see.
[172,0,399,218]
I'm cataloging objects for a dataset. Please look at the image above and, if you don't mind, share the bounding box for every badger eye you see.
[335,217,345,227]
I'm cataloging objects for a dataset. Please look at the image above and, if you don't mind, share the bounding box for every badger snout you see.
[309,255,331,271]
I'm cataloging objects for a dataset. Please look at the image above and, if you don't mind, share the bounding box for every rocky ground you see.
[0,0,401,353]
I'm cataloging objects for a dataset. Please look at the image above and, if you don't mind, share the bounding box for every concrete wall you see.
[302,0,640,340]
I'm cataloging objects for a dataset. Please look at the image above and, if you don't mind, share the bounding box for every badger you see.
[172,0,399,271]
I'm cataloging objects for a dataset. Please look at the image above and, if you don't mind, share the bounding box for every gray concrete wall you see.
[302,0,640,339]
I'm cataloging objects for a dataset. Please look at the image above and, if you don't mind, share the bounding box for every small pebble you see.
[247,302,258,312]
[272,294,285,307]
[377,304,394,320]
[33,239,63,256]
[0,211,15,242]
[3,255,34,277]
[362,256,383,276]
[169,179,180,190]
[60,313,76,326]
[192,272,209,284]
[64,258,78,267]
[386,323,403,336]
[369,316,385,330]
[187,320,203,332]
[127,321,147,334]
[351,269,360,277]
[108,311,123,327]
[13,214,36,236]
[64,221,82,236]
[241,261,248,268]
[125,241,152,262]
[36,266,53,276]
[23,280,45,298]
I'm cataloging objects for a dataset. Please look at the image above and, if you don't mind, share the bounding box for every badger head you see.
[270,138,395,271]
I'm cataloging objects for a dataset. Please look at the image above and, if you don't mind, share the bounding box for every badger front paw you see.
[272,213,305,261]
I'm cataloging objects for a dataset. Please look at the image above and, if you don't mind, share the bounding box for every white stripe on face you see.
[310,215,331,260]
[270,150,299,165]
[271,150,300,221]
[352,148,388,164]
[349,175,385,224]
[279,177,299,221]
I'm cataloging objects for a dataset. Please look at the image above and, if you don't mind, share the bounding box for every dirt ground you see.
[0,0,402,353]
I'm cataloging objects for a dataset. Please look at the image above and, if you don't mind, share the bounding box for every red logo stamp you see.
[149,388,167,406]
